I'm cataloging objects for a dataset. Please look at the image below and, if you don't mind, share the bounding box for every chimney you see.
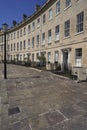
[13,20,17,27]
[35,4,41,12]
[22,14,27,21]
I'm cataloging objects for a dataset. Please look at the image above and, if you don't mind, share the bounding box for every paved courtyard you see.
[0,64,87,130]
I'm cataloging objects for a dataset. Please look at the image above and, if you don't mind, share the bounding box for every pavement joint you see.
[0,64,87,130]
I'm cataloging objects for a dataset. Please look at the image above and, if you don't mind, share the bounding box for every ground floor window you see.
[75,48,82,67]
[32,54,34,62]
[48,52,51,62]
[54,51,58,62]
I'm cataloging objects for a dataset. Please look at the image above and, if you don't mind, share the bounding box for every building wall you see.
[0,0,87,70]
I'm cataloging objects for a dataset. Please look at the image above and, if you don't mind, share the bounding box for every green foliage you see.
[37,54,46,62]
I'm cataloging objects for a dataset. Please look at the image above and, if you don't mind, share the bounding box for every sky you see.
[0,0,47,28]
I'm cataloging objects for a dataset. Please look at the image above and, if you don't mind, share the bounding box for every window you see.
[20,29,22,37]
[32,37,34,48]
[11,44,12,51]
[36,53,39,61]
[48,29,52,43]
[32,54,34,62]
[24,27,26,35]
[17,42,19,51]
[75,48,82,67]
[14,32,16,39]
[43,14,46,24]
[76,11,84,33]
[37,18,40,27]
[37,35,40,46]
[20,55,22,61]
[14,43,16,51]
[28,39,30,49]
[55,25,59,40]
[56,1,60,14]
[64,20,70,37]
[20,41,22,50]
[48,52,51,62]
[54,51,58,62]
[49,8,52,20]
[11,33,13,40]
[28,25,31,34]
[23,40,26,49]
[17,31,19,38]
[32,22,35,31]
[65,0,71,8]
[42,33,45,45]
[8,34,10,41]
[8,45,10,51]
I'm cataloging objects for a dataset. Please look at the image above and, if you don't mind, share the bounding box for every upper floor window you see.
[14,32,16,39]
[32,22,35,31]
[55,25,59,40]
[8,45,10,51]
[24,27,26,35]
[17,42,19,51]
[11,44,12,51]
[48,29,52,43]
[37,35,40,46]
[32,37,34,48]
[37,18,40,27]
[14,43,16,51]
[20,29,22,37]
[23,40,26,49]
[42,33,45,45]
[17,31,19,38]
[43,14,46,24]
[56,1,60,14]
[65,0,71,8]
[76,11,84,33]
[28,25,31,34]
[28,39,30,49]
[20,41,22,50]
[49,8,52,20]
[64,20,70,37]
[8,34,10,41]
[11,33,13,40]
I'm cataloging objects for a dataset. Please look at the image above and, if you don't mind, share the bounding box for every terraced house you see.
[0,0,87,71]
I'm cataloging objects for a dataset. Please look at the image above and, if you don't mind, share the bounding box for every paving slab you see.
[0,64,87,130]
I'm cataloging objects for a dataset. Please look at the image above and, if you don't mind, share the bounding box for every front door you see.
[63,51,68,71]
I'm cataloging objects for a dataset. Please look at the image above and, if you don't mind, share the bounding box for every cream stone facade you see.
[0,0,87,71]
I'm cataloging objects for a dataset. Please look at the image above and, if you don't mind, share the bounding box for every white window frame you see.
[49,8,52,20]
[65,0,71,8]
[48,52,51,62]
[32,22,35,31]
[56,0,60,15]
[48,29,52,43]
[43,14,46,24]
[76,11,84,33]
[64,20,70,37]
[42,33,45,45]
[75,48,82,67]
[54,51,58,62]
[28,39,30,49]
[55,25,59,41]
[28,25,31,34]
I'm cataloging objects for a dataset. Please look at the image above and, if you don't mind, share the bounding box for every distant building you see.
[0,0,87,71]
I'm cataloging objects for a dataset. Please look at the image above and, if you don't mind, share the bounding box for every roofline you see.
[7,0,57,33]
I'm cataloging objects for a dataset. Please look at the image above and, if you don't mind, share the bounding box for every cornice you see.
[8,0,57,33]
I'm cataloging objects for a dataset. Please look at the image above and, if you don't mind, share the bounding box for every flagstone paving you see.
[0,64,87,130]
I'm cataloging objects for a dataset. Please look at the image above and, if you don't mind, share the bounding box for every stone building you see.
[0,0,87,71]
